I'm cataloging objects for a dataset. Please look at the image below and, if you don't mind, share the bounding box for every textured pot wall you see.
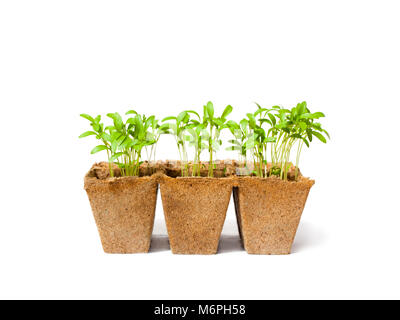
[160,176,233,254]
[234,177,314,255]
[84,173,158,253]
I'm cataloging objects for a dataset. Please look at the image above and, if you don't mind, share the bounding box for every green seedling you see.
[79,111,159,177]
[186,122,208,177]
[144,116,169,173]
[79,113,116,177]
[270,101,330,180]
[202,101,232,177]
[226,104,277,177]
[245,104,278,177]
[226,119,249,168]
[264,102,329,180]
[227,101,329,180]
[161,110,200,176]
[80,101,328,181]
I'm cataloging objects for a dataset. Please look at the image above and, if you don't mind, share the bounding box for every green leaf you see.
[300,112,325,119]
[214,118,224,126]
[299,122,307,130]
[90,145,108,154]
[126,110,138,115]
[312,131,327,143]
[113,112,124,130]
[107,112,124,130]
[80,114,94,122]
[296,102,307,115]
[177,111,187,123]
[291,106,298,120]
[259,119,272,126]
[203,105,208,121]
[247,113,256,128]
[162,116,177,122]
[94,115,101,124]
[126,118,136,125]
[240,119,249,131]
[267,113,276,126]
[221,105,233,119]
[116,134,126,145]
[307,129,313,142]
[186,110,200,119]
[206,101,214,118]
[110,152,124,161]
[91,123,100,132]
[120,136,134,149]
[312,112,325,118]
[254,108,269,117]
[226,120,239,129]
[101,132,111,142]
[111,140,118,153]
[79,131,97,138]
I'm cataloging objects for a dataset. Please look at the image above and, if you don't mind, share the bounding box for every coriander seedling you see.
[161,110,200,176]
[79,111,159,177]
[203,101,232,177]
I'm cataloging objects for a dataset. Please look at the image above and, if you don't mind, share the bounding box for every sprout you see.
[226,101,330,180]
[79,111,160,177]
[202,102,233,177]
[80,101,329,181]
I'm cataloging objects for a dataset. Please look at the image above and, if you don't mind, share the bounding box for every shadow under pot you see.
[159,175,233,254]
[84,170,158,254]
[233,176,314,255]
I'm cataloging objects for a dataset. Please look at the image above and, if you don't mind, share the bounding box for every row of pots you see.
[84,162,314,255]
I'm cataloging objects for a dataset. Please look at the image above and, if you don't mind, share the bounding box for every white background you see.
[0,0,399,299]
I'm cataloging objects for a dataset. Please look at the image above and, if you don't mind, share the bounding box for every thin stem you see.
[106,149,114,178]
[264,144,267,177]
[208,126,213,177]
[295,140,303,181]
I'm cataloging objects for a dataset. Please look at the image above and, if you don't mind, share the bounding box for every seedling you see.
[185,122,208,177]
[226,101,329,180]
[79,113,116,177]
[245,104,277,177]
[252,102,329,180]
[202,101,232,177]
[79,111,159,177]
[80,101,328,181]
[144,116,169,173]
[226,119,249,168]
[269,101,330,180]
[161,110,200,176]
[226,104,277,177]
[162,102,233,177]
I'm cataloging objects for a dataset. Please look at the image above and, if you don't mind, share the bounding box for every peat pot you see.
[160,175,233,254]
[84,165,158,253]
[233,176,314,255]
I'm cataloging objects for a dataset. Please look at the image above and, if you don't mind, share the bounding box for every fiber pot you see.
[233,176,315,255]
[159,175,233,254]
[84,163,158,253]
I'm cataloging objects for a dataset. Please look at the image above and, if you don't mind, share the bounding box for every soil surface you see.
[89,160,302,180]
